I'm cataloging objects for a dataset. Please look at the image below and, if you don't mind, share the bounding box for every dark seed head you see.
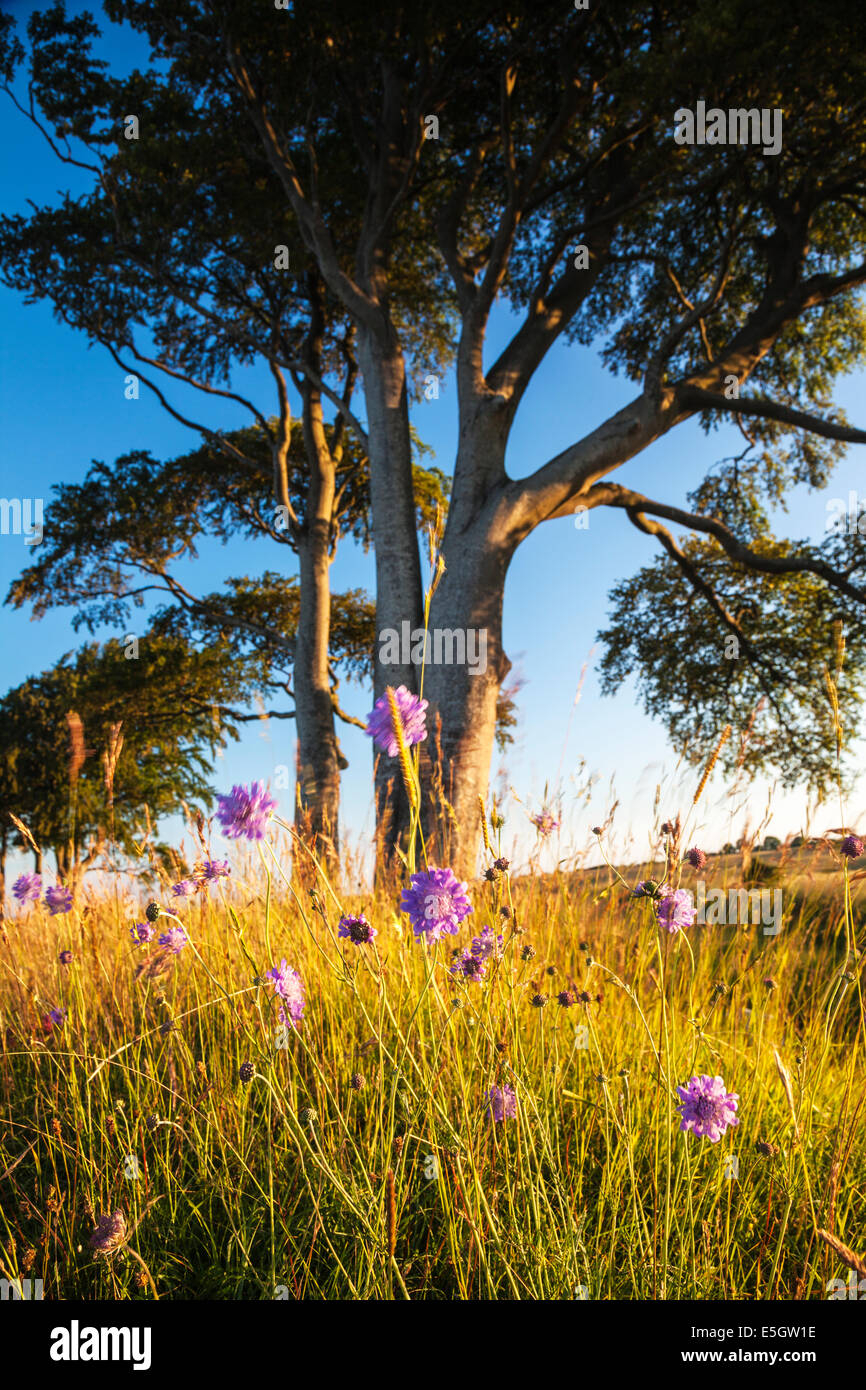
[349,1072,365,1091]
[494,857,509,871]
[520,944,536,961]
[484,867,498,881]
[238,1061,254,1084]
[531,992,548,1008]
[144,901,161,923]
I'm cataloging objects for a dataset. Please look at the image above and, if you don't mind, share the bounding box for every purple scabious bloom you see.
[400,866,473,942]
[676,1074,740,1142]
[170,879,199,899]
[13,872,41,905]
[44,1007,66,1029]
[449,948,487,982]
[158,926,189,955]
[841,834,864,859]
[631,879,668,900]
[530,810,560,837]
[44,885,73,916]
[216,782,277,841]
[471,925,504,963]
[655,889,696,934]
[129,922,155,946]
[364,685,428,757]
[685,847,707,869]
[337,914,377,946]
[59,950,73,966]
[265,958,306,1028]
[558,989,576,1007]
[198,858,231,884]
[485,1083,518,1122]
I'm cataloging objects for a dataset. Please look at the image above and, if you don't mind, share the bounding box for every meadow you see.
[1,809,863,1302]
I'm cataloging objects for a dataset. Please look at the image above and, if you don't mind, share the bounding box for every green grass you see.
[0,837,863,1301]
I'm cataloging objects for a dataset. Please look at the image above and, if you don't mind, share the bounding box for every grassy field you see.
[0,829,864,1301]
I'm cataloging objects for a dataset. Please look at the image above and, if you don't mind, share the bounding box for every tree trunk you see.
[357,325,425,866]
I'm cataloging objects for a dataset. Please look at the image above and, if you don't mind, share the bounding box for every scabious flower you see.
[655,889,696,934]
[44,1007,66,1029]
[558,989,575,1007]
[265,958,305,1028]
[198,858,231,884]
[364,685,428,757]
[44,885,73,916]
[13,872,41,905]
[530,810,560,837]
[129,922,155,946]
[449,947,487,982]
[337,913,378,946]
[89,1210,127,1257]
[158,926,189,955]
[471,925,504,963]
[685,847,707,869]
[400,866,472,942]
[59,950,73,966]
[676,1074,739,1142]
[170,879,199,899]
[216,782,277,841]
[485,1083,518,1122]
[631,879,668,900]
[841,834,864,860]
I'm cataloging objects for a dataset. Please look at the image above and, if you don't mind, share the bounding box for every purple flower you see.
[631,879,668,900]
[676,1074,740,1142]
[471,925,504,963]
[265,958,305,1028]
[685,847,707,869]
[485,1083,518,1122]
[44,1007,66,1029]
[655,889,696,934]
[841,834,864,860]
[198,858,231,884]
[337,914,377,946]
[59,950,73,966]
[558,989,575,1007]
[530,810,560,837]
[170,879,199,899]
[364,685,428,757]
[158,926,189,955]
[449,948,487,982]
[400,866,473,942]
[13,872,41,905]
[44,885,73,916]
[89,1210,127,1257]
[215,782,277,841]
[129,922,155,946]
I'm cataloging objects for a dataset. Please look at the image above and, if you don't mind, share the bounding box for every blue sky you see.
[2,0,865,891]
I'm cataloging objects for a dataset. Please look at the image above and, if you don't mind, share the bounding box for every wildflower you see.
[676,1074,739,1142]
[755,1140,779,1157]
[88,1210,127,1257]
[631,878,667,900]
[349,1072,365,1091]
[216,782,277,841]
[129,922,155,946]
[841,834,864,859]
[145,901,162,922]
[337,913,378,946]
[494,857,510,871]
[44,885,73,916]
[59,950,73,966]
[685,847,707,869]
[400,866,472,942]
[471,924,504,963]
[365,684,428,757]
[484,867,498,881]
[558,989,575,1007]
[44,1007,66,1029]
[198,858,231,884]
[520,944,536,961]
[531,810,560,837]
[158,926,189,955]
[449,948,487,982]
[763,976,778,991]
[485,1084,518,1122]
[170,879,198,899]
[13,872,41,905]
[265,958,305,1028]
[655,888,696,934]
[238,1061,254,1085]
[578,990,592,1003]
[146,1115,161,1132]
[531,992,548,1008]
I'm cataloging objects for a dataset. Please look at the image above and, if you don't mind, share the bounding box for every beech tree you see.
[5,1,866,870]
